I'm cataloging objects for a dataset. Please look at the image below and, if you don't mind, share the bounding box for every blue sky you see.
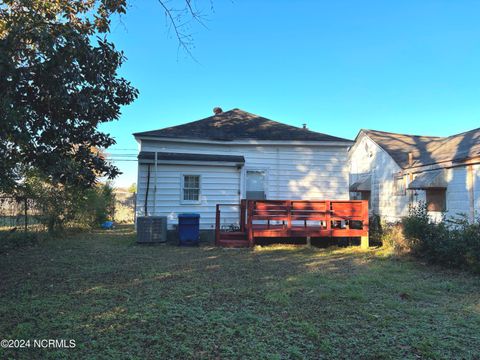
[100,0,480,187]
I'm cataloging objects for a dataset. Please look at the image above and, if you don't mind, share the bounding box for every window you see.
[182,175,200,202]
[426,189,446,212]
[394,175,406,196]
[246,170,266,200]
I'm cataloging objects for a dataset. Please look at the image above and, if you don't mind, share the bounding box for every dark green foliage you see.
[25,173,115,233]
[367,213,383,246]
[0,0,138,193]
[76,183,116,227]
[403,202,480,272]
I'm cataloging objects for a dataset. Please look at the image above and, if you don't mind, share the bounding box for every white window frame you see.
[243,168,269,200]
[180,174,202,204]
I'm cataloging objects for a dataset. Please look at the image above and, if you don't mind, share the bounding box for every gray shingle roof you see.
[134,108,352,143]
[363,127,480,169]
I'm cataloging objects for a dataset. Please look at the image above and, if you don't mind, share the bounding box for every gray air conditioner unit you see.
[136,216,167,243]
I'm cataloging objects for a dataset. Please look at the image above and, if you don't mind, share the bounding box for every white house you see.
[134,108,353,233]
[349,128,480,223]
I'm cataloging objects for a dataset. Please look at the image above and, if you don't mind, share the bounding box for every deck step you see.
[218,231,247,240]
[217,231,249,247]
[217,239,250,248]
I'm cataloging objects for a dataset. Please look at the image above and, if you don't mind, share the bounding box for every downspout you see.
[144,164,151,216]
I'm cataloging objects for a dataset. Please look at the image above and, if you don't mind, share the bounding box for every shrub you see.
[380,223,408,253]
[368,214,408,253]
[76,183,116,227]
[25,174,115,233]
[402,202,480,273]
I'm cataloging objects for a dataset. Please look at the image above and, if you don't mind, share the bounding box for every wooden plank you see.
[240,199,246,232]
[291,215,327,221]
[218,199,370,246]
[287,200,292,230]
[331,202,364,217]
[253,210,288,216]
[252,215,289,221]
[331,229,368,237]
[291,202,327,211]
[247,201,254,246]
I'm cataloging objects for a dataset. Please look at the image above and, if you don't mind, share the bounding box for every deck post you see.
[361,234,369,249]
[240,199,246,232]
[286,200,292,237]
[326,200,331,238]
[306,236,311,247]
[361,200,369,249]
[247,201,254,247]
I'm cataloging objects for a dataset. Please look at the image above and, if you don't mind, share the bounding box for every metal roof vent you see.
[213,107,223,115]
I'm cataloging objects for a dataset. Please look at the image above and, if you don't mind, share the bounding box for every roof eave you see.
[134,135,353,146]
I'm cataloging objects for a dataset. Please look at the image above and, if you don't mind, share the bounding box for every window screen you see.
[183,175,200,201]
[426,189,446,212]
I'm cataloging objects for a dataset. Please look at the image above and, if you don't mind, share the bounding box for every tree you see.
[127,183,137,194]
[0,0,138,193]
[0,0,209,194]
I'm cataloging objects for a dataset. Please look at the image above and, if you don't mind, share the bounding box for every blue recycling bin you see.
[178,213,200,246]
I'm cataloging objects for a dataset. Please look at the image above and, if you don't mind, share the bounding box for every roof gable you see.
[133,108,352,143]
[361,128,480,169]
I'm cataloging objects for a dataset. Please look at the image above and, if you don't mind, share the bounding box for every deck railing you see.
[216,199,369,247]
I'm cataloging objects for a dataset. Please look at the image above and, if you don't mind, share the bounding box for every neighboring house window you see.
[394,175,406,196]
[426,189,446,212]
[182,175,200,202]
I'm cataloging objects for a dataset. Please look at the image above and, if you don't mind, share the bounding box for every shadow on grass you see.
[1,226,479,359]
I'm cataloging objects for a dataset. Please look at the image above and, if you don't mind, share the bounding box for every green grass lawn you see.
[1,226,479,359]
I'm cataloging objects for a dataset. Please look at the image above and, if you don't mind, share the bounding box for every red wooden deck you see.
[215,200,369,248]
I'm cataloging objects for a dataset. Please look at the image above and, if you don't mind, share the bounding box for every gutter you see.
[134,135,353,147]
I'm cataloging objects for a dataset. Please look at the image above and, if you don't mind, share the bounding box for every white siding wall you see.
[137,140,350,229]
[349,134,409,222]
[350,134,480,223]
[411,167,474,222]
[137,164,241,229]
[475,164,480,219]
[445,167,469,219]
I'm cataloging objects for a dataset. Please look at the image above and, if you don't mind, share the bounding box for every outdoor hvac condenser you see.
[136,216,167,243]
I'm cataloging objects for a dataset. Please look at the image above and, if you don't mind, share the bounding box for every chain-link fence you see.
[0,191,136,235]
[0,197,47,233]
[113,191,136,224]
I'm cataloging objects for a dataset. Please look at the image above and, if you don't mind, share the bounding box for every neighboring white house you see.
[134,108,353,231]
[349,128,480,223]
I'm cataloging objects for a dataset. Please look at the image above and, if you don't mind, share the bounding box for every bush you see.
[76,183,115,227]
[368,214,408,253]
[25,173,115,233]
[402,202,480,273]
[380,223,408,253]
